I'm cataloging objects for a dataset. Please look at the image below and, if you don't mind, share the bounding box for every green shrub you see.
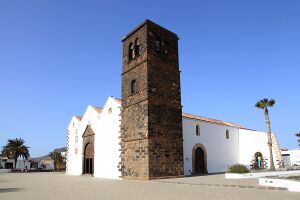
[228,164,250,174]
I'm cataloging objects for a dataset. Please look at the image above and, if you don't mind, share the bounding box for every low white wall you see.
[0,169,11,173]
[259,178,300,192]
[226,170,300,179]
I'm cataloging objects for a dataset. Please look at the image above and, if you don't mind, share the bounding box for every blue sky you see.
[0,0,299,157]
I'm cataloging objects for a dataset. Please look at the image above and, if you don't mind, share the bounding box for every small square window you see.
[131,79,137,94]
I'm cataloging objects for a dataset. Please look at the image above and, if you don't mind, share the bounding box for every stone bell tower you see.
[120,20,184,179]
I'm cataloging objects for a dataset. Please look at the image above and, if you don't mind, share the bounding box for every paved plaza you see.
[0,173,299,200]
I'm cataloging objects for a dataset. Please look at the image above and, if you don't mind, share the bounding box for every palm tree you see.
[296,132,300,146]
[1,138,30,169]
[49,150,63,171]
[255,98,276,170]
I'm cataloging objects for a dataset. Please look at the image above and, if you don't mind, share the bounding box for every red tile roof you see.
[111,97,122,103]
[182,112,245,128]
[91,106,103,114]
[76,98,247,129]
[74,116,82,121]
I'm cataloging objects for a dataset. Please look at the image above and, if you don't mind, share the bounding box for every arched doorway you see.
[253,152,264,169]
[84,143,94,174]
[192,144,207,174]
[82,125,95,175]
[195,147,205,173]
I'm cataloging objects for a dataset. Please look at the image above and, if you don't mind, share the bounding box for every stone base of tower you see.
[148,137,184,178]
[120,137,184,180]
[121,139,150,179]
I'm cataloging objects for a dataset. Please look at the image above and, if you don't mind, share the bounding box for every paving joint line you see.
[151,180,288,191]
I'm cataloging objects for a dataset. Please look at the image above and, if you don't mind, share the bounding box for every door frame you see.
[192,143,208,174]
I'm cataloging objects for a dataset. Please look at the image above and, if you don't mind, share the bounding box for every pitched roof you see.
[30,147,66,162]
[182,112,245,128]
[91,106,103,114]
[111,96,122,103]
[108,98,246,128]
[30,155,51,162]
[76,98,247,129]
[74,115,82,121]
[54,147,67,152]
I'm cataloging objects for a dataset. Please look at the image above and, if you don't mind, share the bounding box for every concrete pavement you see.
[0,173,299,200]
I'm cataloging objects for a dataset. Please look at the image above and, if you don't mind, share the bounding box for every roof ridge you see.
[90,105,103,114]
[182,112,246,129]
[111,96,122,103]
[75,98,248,129]
[74,115,82,121]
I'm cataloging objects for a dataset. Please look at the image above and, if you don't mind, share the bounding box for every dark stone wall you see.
[121,23,150,179]
[146,22,183,177]
[120,20,183,179]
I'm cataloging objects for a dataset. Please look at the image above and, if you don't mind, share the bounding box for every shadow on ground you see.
[0,188,22,193]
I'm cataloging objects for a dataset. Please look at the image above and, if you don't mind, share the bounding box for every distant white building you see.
[30,147,67,171]
[281,149,300,166]
[66,96,282,179]
[0,158,30,172]
[0,147,67,172]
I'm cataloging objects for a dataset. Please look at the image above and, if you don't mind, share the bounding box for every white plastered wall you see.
[183,118,239,175]
[93,97,122,179]
[66,97,122,178]
[66,116,82,175]
[281,149,300,166]
[67,104,102,175]
[238,129,279,169]
[67,96,281,177]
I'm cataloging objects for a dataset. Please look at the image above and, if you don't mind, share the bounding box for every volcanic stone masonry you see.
[120,20,184,180]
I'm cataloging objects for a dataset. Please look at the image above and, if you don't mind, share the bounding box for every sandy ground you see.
[0,172,299,200]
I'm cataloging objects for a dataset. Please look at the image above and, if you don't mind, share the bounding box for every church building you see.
[66,20,282,180]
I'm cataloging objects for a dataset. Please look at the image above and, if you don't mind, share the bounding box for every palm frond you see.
[49,150,63,164]
[1,138,30,160]
[262,98,269,104]
[255,98,276,109]
[255,99,267,109]
[268,99,276,107]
